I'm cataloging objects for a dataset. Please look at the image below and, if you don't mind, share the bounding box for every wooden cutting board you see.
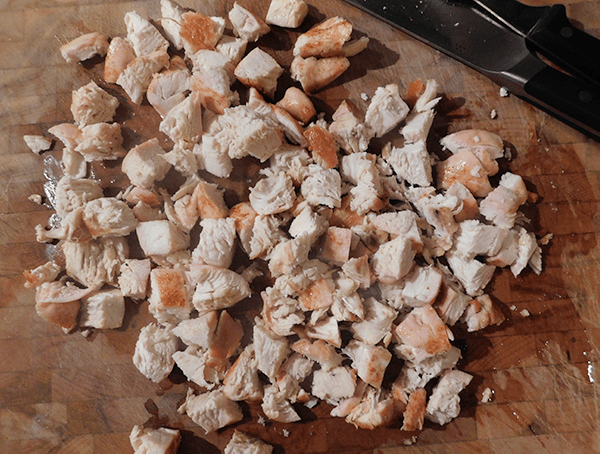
[1,0,600,452]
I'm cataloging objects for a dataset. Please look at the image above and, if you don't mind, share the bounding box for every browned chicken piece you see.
[266,0,308,28]
[330,196,366,228]
[329,100,373,154]
[124,11,169,57]
[440,129,504,176]
[125,186,162,207]
[235,48,283,99]
[229,3,270,42]
[207,311,244,373]
[222,344,264,402]
[122,138,171,189]
[343,340,392,388]
[130,425,181,454]
[345,387,397,430]
[148,268,191,325]
[288,205,328,246]
[35,206,91,244]
[180,11,225,56]
[117,50,170,104]
[35,279,96,332]
[23,135,52,155]
[229,202,258,255]
[75,122,126,162]
[147,68,191,118]
[290,55,350,93]
[54,176,103,218]
[321,226,352,265]
[447,181,479,222]
[60,32,109,63]
[436,150,493,197]
[48,123,81,150]
[104,37,136,84]
[461,294,505,332]
[224,430,273,454]
[80,288,125,329]
[277,86,317,124]
[330,379,368,417]
[401,388,427,431]
[71,81,119,127]
[298,278,335,311]
[261,287,304,336]
[432,282,472,326]
[291,338,343,371]
[303,124,338,168]
[191,70,237,115]
[23,261,62,289]
[293,17,352,58]
[193,179,229,219]
[82,197,137,239]
[178,388,243,433]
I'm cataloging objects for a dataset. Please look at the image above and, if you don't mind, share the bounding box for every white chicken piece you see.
[401,388,427,431]
[266,0,308,28]
[329,101,374,154]
[193,138,233,178]
[268,145,312,184]
[125,186,162,208]
[193,179,230,220]
[147,68,191,119]
[178,388,243,433]
[432,282,472,326]
[62,237,128,288]
[117,50,170,104]
[401,109,436,144]
[235,48,283,99]
[341,255,372,290]
[479,173,528,229]
[23,261,62,289]
[440,129,504,176]
[172,311,218,349]
[340,152,383,215]
[436,150,493,197]
[426,369,473,425]
[461,294,506,332]
[321,226,352,266]
[133,323,178,383]
[82,197,137,238]
[223,344,264,402]
[301,124,338,170]
[179,11,225,56]
[23,134,52,155]
[225,431,273,454]
[80,288,125,329]
[294,16,352,58]
[148,268,192,325]
[160,0,186,50]
[301,164,342,208]
[510,227,540,276]
[249,173,296,215]
[60,32,109,63]
[253,317,291,381]
[261,287,304,337]
[446,251,496,296]
[215,35,248,66]
[163,144,198,179]
[193,217,237,268]
[306,310,342,347]
[291,338,343,371]
[61,148,86,179]
[290,55,350,93]
[118,258,151,300]
[365,84,410,138]
[452,220,508,260]
[54,177,103,218]
[273,259,332,297]
[124,11,169,57]
[351,297,397,345]
[137,220,189,257]
[229,3,270,42]
[261,384,301,423]
[173,346,224,389]
[342,36,370,57]
[343,340,392,388]
[277,86,317,125]
[370,235,415,284]
[191,265,251,311]
[104,37,136,84]
[229,202,257,256]
[191,63,239,115]
[330,379,368,418]
[288,205,328,245]
[297,277,335,312]
[276,352,314,400]
[130,425,181,454]
[71,81,119,127]
[204,310,242,373]
[384,140,432,187]
[48,123,81,150]
[410,190,459,251]
[394,305,454,363]
[75,122,126,162]
[312,366,357,406]
[447,181,479,222]
[499,171,529,204]
[413,79,441,112]
[345,386,397,430]
[268,235,312,277]
[122,138,171,189]
[372,211,423,253]
[34,279,96,332]
[132,201,164,222]
[35,206,91,244]
[159,92,203,147]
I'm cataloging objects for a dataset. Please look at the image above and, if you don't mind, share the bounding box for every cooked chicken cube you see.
[159,92,203,146]
[330,100,374,154]
[342,36,370,57]
[436,150,493,197]
[401,388,427,431]
[147,68,191,118]
[410,190,459,251]
[276,352,314,399]
[277,86,317,124]
[385,140,432,187]
[440,129,504,176]
[340,152,383,215]
[261,384,301,422]
[104,37,136,84]
[192,217,237,268]
[293,16,352,58]
[54,177,103,218]
[300,164,342,208]
[23,261,62,289]
[178,388,243,433]
[372,211,423,253]
[180,11,225,56]
[160,0,186,50]
[80,288,125,329]
[446,251,496,296]
[61,148,87,179]
[228,2,270,43]
[261,287,304,336]
[341,255,373,289]
[351,297,397,345]
[343,340,392,388]
[207,310,244,373]
[82,197,137,238]
[193,180,230,220]
[426,369,473,425]
[321,226,352,265]
[402,266,443,307]
[401,109,435,144]
[499,171,528,205]
[35,279,96,332]
[510,228,540,276]
[412,79,441,112]
[60,32,109,63]
[266,0,308,28]
[136,220,189,258]
[306,310,342,347]
[365,84,409,138]
[35,206,92,244]
[124,11,169,57]
[480,174,528,229]
[163,145,198,180]
[23,134,52,154]
[133,323,178,383]
[268,235,312,277]
[298,278,335,312]
[291,338,343,371]
[117,50,170,104]
[130,425,181,454]
[248,214,285,258]
[432,282,471,326]
[235,48,283,99]
[453,220,508,260]
[118,258,151,300]
[215,35,248,66]
[345,387,397,430]
[249,173,296,215]
[229,202,257,255]
[48,123,81,150]
[172,311,218,349]
[312,366,357,405]
[173,348,220,391]
[330,379,368,418]
[223,344,264,402]
[447,181,479,222]
[194,138,233,178]
[288,205,328,245]
[461,294,505,332]
[370,235,415,284]
[75,122,126,161]
[191,69,238,115]
[224,430,273,454]
[122,138,171,189]
[191,265,251,311]
[303,124,338,168]
[253,317,290,381]
[71,81,119,127]
[290,55,350,93]
[148,268,192,325]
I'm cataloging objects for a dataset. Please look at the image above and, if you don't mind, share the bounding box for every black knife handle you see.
[528,4,600,88]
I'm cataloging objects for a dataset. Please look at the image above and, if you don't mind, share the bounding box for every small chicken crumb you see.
[520,309,531,317]
[539,233,553,246]
[282,429,290,437]
[481,387,493,403]
[28,194,44,205]
[499,87,509,97]
[361,92,369,101]
[490,109,498,119]
[403,436,418,446]
[510,305,517,311]
[257,415,266,426]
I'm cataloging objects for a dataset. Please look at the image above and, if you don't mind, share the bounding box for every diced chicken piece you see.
[298,278,335,312]
[249,214,285,260]
[291,338,343,371]
[303,124,338,168]
[345,387,397,430]
[330,379,368,418]
[48,123,81,150]
[446,251,496,296]
[330,100,373,154]
[401,266,443,307]
[410,190,459,250]
[372,211,423,253]
[384,140,432,187]
[178,388,243,433]
[23,135,52,154]
[261,287,304,337]
[194,139,233,178]
[343,340,391,388]
[180,12,225,56]
[268,144,312,184]
[253,317,290,381]
[342,36,370,57]
[130,425,181,454]
[432,282,471,326]
[229,202,257,255]
[191,265,251,311]
[23,261,62,289]
[249,173,296,215]
[436,150,493,197]
[125,186,162,207]
[447,181,479,222]
[148,268,191,325]
[207,311,244,373]
[160,0,185,50]
[159,92,203,146]
[117,50,170,104]
[54,177,103,218]
[147,68,191,118]
[312,366,357,406]
[370,235,415,284]
[223,344,264,402]
[453,220,508,260]
[266,0,308,28]
[321,226,352,265]
[301,164,342,208]
[71,81,119,127]
[340,152,384,215]
[342,255,373,289]
[365,84,410,138]
[80,288,125,329]
[133,323,178,383]
[235,48,283,99]
[122,138,171,189]
[261,384,301,422]
[62,237,128,288]
[351,297,397,345]
[268,235,312,277]
[163,145,198,180]
[229,3,270,42]
[82,197,137,239]
[508,228,539,276]
[479,173,528,230]
[61,148,86,179]
[395,305,453,363]
[288,205,328,245]
[461,294,505,332]
[290,55,350,93]
[440,129,504,176]
[401,109,435,144]
[273,258,332,296]
[414,79,441,112]
[215,35,248,66]
[426,370,473,425]
[306,311,342,347]
[172,311,218,349]
[35,206,91,244]
[499,171,528,205]
[104,37,136,84]
[192,217,236,268]
[75,122,126,161]
[401,388,427,431]
[277,86,316,124]
[132,202,164,222]
[60,32,109,63]
[125,11,169,57]
[193,180,229,220]
[276,352,314,399]
[225,431,273,454]
[191,70,238,116]
[294,16,352,58]
[136,220,189,258]
[118,259,151,300]
[35,279,96,331]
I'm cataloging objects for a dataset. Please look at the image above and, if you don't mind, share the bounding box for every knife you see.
[343,0,600,140]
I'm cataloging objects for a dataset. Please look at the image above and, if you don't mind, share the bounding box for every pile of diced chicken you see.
[24,0,546,451]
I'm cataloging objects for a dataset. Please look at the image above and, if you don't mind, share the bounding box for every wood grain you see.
[1,0,600,452]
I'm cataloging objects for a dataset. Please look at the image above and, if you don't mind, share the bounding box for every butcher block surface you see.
[2,0,600,452]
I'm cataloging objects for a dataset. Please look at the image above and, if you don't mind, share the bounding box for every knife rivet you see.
[561,27,573,38]
[579,90,593,103]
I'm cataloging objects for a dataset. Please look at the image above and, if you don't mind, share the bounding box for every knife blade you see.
[343,0,600,140]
